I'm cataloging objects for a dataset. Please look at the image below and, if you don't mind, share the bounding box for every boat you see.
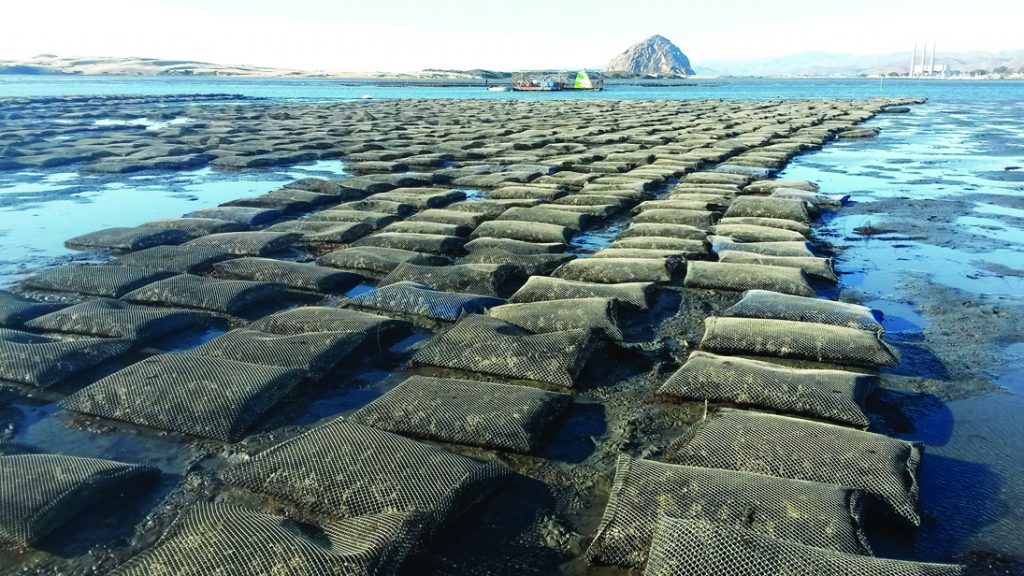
[511,70,603,92]
[487,86,511,92]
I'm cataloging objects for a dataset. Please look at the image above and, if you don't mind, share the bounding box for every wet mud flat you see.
[0,95,1007,575]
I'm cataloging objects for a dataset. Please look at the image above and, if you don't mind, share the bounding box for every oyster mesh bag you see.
[248,306,410,344]
[221,418,510,537]
[508,276,652,310]
[353,232,467,256]
[346,282,505,322]
[0,329,132,388]
[724,290,883,331]
[488,298,623,341]
[684,261,816,297]
[413,314,595,388]
[658,351,874,428]
[186,329,367,379]
[666,409,923,525]
[112,245,238,274]
[349,375,572,453]
[212,257,363,293]
[110,505,422,576]
[586,455,869,567]
[379,262,519,297]
[643,516,964,576]
[553,257,681,284]
[183,231,298,256]
[25,298,210,342]
[0,291,59,328]
[717,250,838,283]
[317,246,448,277]
[65,226,189,252]
[22,265,172,298]
[123,274,287,315]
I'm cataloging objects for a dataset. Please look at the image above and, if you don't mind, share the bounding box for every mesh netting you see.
[371,189,466,209]
[725,290,883,331]
[0,453,159,546]
[472,221,573,244]
[110,505,422,576]
[0,330,132,388]
[643,517,964,576]
[709,236,815,258]
[349,375,571,453]
[717,250,838,283]
[723,196,811,222]
[187,328,367,379]
[24,298,210,342]
[184,232,299,256]
[143,217,246,238]
[413,314,595,387]
[353,232,467,256]
[380,220,472,237]
[552,257,681,284]
[64,226,189,252]
[248,306,410,342]
[684,261,816,297]
[487,186,564,201]
[666,409,923,525]
[0,291,58,328]
[379,262,520,297]
[459,249,574,276]
[508,276,652,310]
[657,351,874,428]
[743,180,820,195]
[264,220,371,244]
[185,206,282,227]
[496,207,590,231]
[448,199,542,218]
[619,223,707,241]
[336,199,417,217]
[711,223,807,242]
[700,317,900,367]
[317,246,449,277]
[212,257,362,293]
[112,245,238,274]
[716,216,812,237]
[60,354,305,441]
[592,248,698,260]
[586,455,869,567]
[22,265,173,298]
[463,237,567,254]
[123,274,288,315]
[411,209,488,228]
[609,237,708,255]
[220,418,510,536]
[346,281,505,322]
[488,298,623,341]
[630,209,716,228]
[307,209,399,229]
[772,188,845,207]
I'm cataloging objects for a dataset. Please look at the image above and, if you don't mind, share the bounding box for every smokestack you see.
[909,41,918,77]
[929,40,936,75]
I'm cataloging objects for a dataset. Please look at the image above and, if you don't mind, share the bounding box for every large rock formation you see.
[605,35,695,77]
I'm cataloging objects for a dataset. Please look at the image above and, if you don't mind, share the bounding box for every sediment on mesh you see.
[553,257,681,284]
[185,206,282,227]
[586,455,869,568]
[667,409,922,525]
[684,172,752,186]
[496,207,591,231]
[508,276,652,310]
[717,250,838,283]
[709,236,815,258]
[488,298,623,341]
[371,189,466,209]
[183,232,299,256]
[286,177,372,197]
[336,198,417,217]
[710,223,807,242]
[410,209,489,228]
[460,249,574,276]
[60,355,305,441]
[684,261,815,297]
[723,196,811,222]
[700,316,900,367]
[346,282,505,322]
[463,237,567,255]
[212,257,362,293]
[143,217,246,238]
[717,216,813,236]
[24,298,210,342]
[122,274,287,315]
[264,220,370,244]
[447,199,542,218]
[379,220,473,237]
[544,203,621,218]
[317,246,449,277]
[629,209,716,228]
[619,223,707,241]
[726,290,883,331]
[379,262,519,297]
[610,236,708,253]
[306,209,399,229]
[0,330,132,388]
[658,351,874,428]
[472,221,573,244]
[248,306,410,342]
[772,188,846,207]
[593,248,700,260]
[551,194,630,208]
[109,505,422,576]
[64,226,189,252]
[353,232,467,255]
[643,517,963,576]
[112,245,237,274]
[187,329,366,378]
[0,453,159,546]
[743,179,820,194]
[413,314,594,387]
[350,375,571,453]
[22,266,172,298]
[220,418,510,537]
[0,291,59,328]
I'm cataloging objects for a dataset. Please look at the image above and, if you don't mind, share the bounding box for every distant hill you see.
[605,35,695,77]
[696,50,1024,77]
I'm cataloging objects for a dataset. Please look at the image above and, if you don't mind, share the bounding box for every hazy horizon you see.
[1,0,1022,72]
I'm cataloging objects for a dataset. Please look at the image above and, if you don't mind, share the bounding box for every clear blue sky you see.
[1,0,1019,71]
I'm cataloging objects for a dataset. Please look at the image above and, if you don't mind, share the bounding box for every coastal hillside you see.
[605,35,695,77]
[697,49,1024,77]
